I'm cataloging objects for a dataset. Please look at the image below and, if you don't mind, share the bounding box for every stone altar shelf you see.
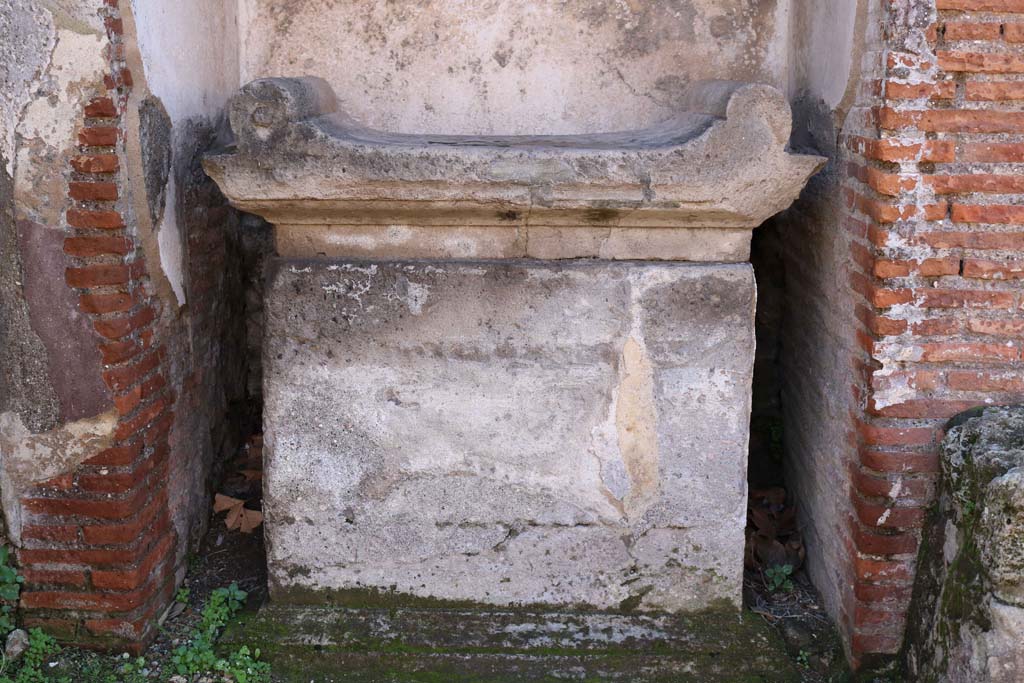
[204,77,823,614]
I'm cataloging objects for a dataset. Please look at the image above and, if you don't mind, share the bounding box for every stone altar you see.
[204,76,822,612]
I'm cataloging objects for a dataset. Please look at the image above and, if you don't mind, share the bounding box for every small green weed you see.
[216,645,267,683]
[170,583,269,683]
[0,547,24,637]
[116,654,149,683]
[764,563,795,592]
[0,580,266,683]
[174,587,190,605]
[0,629,59,683]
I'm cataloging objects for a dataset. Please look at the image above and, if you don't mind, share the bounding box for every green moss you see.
[937,432,994,636]
[269,583,602,612]
[225,603,799,682]
[270,582,733,615]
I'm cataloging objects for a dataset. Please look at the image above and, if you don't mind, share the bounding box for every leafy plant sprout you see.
[764,563,795,593]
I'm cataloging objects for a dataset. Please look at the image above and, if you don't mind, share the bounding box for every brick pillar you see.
[841,0,1024,665]
[14,0,178,649]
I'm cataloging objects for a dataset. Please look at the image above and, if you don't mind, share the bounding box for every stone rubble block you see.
[904,406,1024,683]
[980,467,1024,606]
[263,259,755,612]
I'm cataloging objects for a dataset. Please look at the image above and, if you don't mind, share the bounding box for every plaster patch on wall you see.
[396,277,430,316]
[1,2,56,177]
[787,0,860,108]
[130,0,239,122]
[36,0,105,34]
[156,172,186,305]
[871,362,917,411]
[15,27,105,147]
[591,277,662,522]
[14,27,107,225]
[125,0,242,309]
[0,408,117,544]
[615,335,660,519]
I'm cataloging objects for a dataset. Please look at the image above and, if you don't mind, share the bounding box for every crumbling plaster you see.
[0,0,117,542]
[1,0,245,549]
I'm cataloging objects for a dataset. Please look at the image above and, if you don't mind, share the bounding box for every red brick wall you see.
[14,1,177,648]
[841,0,1024,665]
[12,0,255,649]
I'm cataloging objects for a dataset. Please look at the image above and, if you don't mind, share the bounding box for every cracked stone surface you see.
[263,260,754,612]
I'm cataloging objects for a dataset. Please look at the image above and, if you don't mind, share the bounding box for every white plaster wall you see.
[787,0,863,110]
[128,0,240,305]
[238,0,792,136]
[130,0,239,122]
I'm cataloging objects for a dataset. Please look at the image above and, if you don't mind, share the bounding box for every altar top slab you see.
[204,77,823,248]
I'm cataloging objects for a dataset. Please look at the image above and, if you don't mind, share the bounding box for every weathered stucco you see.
[239,0,789,135]
[264,260,755,612]
[0,408,117,543]
[1,0,255,590]
[0,0,116,543]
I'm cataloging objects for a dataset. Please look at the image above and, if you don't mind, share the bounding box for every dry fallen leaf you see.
[213,493,240,513]
[234,451,263,470]
[745,487,804,572]
[213,493,263,534]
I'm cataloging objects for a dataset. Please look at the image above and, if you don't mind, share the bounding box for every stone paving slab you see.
[223,605,800,682]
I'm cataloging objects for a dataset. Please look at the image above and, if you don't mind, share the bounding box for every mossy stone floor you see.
[222,604,800,682]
